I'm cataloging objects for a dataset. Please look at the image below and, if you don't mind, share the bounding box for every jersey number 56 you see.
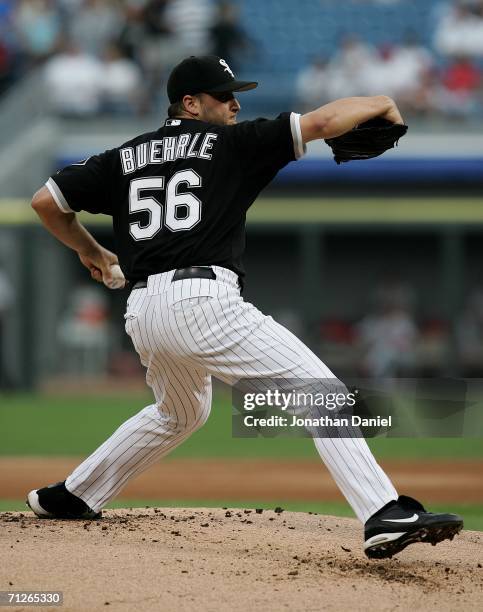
[129,170,202,240]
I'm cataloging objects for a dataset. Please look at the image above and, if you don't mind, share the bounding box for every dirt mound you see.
[1,508,482,611]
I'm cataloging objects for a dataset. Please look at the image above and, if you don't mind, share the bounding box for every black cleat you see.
[26,481,101,520]
[364,495,463,559]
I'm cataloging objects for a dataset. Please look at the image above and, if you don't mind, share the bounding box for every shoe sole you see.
[364,521,464,559]
[26,489,101,520]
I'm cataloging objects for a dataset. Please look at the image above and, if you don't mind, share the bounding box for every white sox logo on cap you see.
[219,58,234,78]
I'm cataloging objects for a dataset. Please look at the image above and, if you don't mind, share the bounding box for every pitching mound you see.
[1,508,482,611]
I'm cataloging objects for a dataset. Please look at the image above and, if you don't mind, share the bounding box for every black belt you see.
[131,266,217,291]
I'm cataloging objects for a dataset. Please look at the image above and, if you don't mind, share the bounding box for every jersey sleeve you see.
[224,112,306,171]
[45,151,114,215]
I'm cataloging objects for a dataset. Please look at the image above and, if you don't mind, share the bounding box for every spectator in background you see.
[434,0,483,57]
[437,55,480,118]
[398,68,442,118]
[327,35,376,98]
[209,1,252,70]
[144,0,172,36]
[14,0,61,68]
[389,33,435,116]
[135,0,186,105]
[101,41,143,115]
[118,1,150,64]
[391,32,434,91]
[57,286,112,376]
[44,40,104,117]
[69,0,123,57]
[128,0,216,109]
[354,35,434,105]
[296,56,331,112]
[361,33,436,117]
[356,277,419,379]
[164,0,215,54]
[365,44,402,98]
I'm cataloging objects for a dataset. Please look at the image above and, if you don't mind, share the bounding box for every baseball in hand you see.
[104,264,126,289]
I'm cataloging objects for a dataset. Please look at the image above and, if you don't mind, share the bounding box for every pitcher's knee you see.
[154,402,210,436]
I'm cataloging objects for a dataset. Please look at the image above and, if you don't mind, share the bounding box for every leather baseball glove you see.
[324,118,408,164]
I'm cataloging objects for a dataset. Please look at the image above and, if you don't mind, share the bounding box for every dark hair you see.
[167,100,185,117]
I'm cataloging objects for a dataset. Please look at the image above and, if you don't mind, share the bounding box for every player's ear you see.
[182,94,201,117]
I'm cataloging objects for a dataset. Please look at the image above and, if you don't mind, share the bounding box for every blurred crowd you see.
[317,275,483,379]
[296,34,437,117]
[0,0,482,118]
[0,0,251,115]
[297,0,483,119]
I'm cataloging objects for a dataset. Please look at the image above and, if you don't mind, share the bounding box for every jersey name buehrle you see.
[120,132,219,173]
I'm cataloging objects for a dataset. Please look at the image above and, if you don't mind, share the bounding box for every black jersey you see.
[46,112,305,282]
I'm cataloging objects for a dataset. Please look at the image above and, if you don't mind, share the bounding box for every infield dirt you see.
[1,508,482,612]
[2,457,483,503]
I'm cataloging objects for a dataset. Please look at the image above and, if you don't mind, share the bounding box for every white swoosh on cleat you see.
[382,513,419,523]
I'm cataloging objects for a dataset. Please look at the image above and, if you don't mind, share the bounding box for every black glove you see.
[324,118,408,164]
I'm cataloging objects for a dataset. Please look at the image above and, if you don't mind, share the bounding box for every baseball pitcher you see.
[28,55,462,559]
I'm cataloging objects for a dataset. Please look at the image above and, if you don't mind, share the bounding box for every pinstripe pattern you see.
[66,266,397,521]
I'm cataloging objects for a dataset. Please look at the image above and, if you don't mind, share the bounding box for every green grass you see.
[0,392,313,458]
[2,499,482,531]
[1,392,482,459]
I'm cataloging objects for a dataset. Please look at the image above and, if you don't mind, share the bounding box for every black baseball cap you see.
[167,55,258,103]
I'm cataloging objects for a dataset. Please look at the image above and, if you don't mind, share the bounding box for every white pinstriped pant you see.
[66,266,397,522]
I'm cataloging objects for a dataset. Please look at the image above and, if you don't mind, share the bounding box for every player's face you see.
[198,92,241,125]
